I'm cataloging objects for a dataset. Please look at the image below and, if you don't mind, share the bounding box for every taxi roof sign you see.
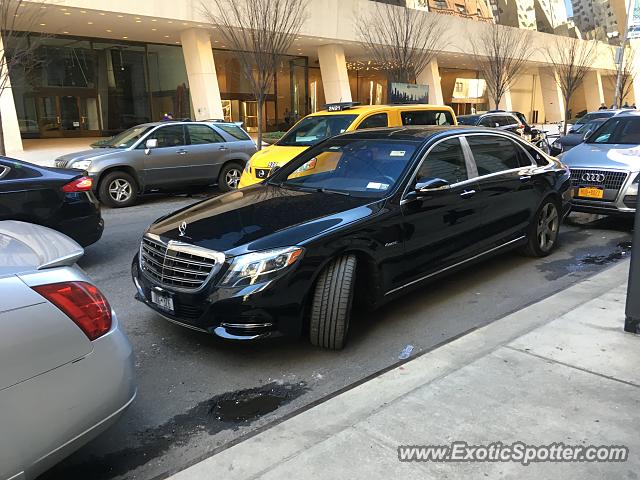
[324,102,361,112]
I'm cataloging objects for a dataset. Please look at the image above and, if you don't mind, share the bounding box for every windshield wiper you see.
[318,188,350,196]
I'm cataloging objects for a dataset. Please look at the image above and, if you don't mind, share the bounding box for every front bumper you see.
[238,168,266,189]
[569,171,637,216]
[131,255,305,340]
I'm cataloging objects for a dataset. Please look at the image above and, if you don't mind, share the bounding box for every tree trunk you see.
[256,96,264,151]
[0,109,5,157]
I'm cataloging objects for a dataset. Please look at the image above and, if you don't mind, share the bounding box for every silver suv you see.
[55,121,257,207]
[560,111,640,216]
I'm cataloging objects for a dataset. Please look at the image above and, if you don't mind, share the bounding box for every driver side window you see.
[145,125,186,148]
[417,138,468,185]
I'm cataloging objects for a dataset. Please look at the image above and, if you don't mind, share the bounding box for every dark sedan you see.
[0,157,103,246]
[132,126,571,349]
[549,118,607,156]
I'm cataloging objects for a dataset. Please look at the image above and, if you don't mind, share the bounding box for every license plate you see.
[151,290,174,313]
[578,187,604,199]
[255,168,270,179]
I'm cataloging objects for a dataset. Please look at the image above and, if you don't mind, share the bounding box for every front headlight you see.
[219,247,304,287]
[71,159,92,170]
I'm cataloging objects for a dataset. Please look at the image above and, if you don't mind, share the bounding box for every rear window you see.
[216,124,251,141]
[401,110,454,126]
[457,115,480,126]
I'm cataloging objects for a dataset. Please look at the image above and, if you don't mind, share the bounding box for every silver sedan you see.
[0,221,136,480]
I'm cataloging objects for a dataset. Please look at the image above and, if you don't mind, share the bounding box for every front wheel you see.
[218,162,243,192]
[309,255,357,350]
[521,199,560,257]
[99,171,138,208]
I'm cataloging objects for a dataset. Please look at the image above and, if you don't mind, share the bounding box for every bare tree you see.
[546,37,598,134]
[611,46,636,107]
[469,23,534,110]
[0,0,48,155]
[355,2,446,85]
[201,0,307,149]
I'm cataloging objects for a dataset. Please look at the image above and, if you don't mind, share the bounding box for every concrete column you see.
[630,39,640,108]
[0,37,22,153]
[583,70,606,111]
[538,67,565,123]
[416,59,444,105]
[318,44,352,104]
[180,28,224,121]
[498,89,513,111]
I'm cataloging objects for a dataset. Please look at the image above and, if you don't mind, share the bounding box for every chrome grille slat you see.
[140,236,223,291]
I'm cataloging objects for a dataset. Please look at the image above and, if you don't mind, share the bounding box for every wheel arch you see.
[96,165,143,193]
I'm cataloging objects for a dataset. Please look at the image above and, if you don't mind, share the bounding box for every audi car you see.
[560,111,640,215]
[132,126,571,350]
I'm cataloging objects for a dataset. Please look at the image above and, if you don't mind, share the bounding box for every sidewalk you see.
[7,137,99,167]
[168,260,639,480]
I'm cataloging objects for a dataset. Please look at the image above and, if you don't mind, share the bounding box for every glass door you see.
[60,95,81,132]
[37,94,101,137]
[37,96,62,137]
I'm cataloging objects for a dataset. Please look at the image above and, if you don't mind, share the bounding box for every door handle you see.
[519,175,532,181]
[218,145,228,151]
[178,149,188,155]
[460,189,476,198]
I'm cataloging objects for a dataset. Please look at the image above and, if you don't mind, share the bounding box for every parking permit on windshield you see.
[367,182,390,190]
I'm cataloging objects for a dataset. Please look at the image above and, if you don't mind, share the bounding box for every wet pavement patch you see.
[40,381,309,480]
[537,238,632,281]
[581,241,632,265]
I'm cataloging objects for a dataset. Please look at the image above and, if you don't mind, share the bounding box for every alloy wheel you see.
[537,202,559,252]
[108,178,133,203]
[225,168,241,189]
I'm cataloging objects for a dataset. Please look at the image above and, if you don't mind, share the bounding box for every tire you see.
[309,254,356,350]
[98,171,138,208]
[521,198,561,257]
[218,162,243,192]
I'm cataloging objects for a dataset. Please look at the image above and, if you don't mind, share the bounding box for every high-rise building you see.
[571,0,626,42]
[421,0,494,21]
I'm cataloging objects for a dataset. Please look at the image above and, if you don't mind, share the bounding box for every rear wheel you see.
[521,199,560,257]
[218,162,243,192]
[99,171,138,208]
[309,255,356,350]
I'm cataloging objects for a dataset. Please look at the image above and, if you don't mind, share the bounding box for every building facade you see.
[0,0,628,152]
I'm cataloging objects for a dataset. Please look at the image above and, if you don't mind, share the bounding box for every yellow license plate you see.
[578,187,604,199]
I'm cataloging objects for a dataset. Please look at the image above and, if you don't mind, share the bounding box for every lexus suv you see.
[560,111,640,216]
[55,121,256,208]
[132,126,571,350]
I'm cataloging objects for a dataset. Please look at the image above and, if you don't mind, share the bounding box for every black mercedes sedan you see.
[0,157,104,246]
[132,126,571,350]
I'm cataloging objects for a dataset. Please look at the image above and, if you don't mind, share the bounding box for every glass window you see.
[499,115,517,126]
[187,125,224,144]
[467,135,521,175]
[457,115,480,126]
[0,160,38,180]
[147,44,191,121]
[148,125,186,148]
[401,110,454,126]
[103,125,154,149]
[273,138,419,198]
[277,114,358,147]
[478,116,499,127]
[417,138,468,184]
[357,113,388,129]
[216,124,250,140]
[587,118,640,145]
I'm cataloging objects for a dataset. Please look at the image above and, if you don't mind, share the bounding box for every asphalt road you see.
[39,190,633,480]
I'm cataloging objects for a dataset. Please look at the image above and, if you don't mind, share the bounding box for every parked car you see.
[457,111,524,136]
[238,102,457,188]
[550,118,607,155]
[132,126,571,350]
[0,157,103,246]
[566,109,623,132]
[560,111,640,216]
[55,121,257,208]
[0,221,136,480]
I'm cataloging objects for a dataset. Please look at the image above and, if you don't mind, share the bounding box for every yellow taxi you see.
[238,102,457,188]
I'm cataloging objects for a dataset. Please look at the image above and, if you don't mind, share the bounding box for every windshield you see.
[101,125,154,149]
[270,138,420,198]
[576,112,613,125]
[457,115,480,125]
[586,117,640,145]
[277,115,358,147]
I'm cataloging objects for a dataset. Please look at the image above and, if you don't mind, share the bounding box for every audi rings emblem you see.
[582,173,605,183]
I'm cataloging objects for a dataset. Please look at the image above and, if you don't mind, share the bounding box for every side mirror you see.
[415,177,450,194]
[145,138,158,155]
